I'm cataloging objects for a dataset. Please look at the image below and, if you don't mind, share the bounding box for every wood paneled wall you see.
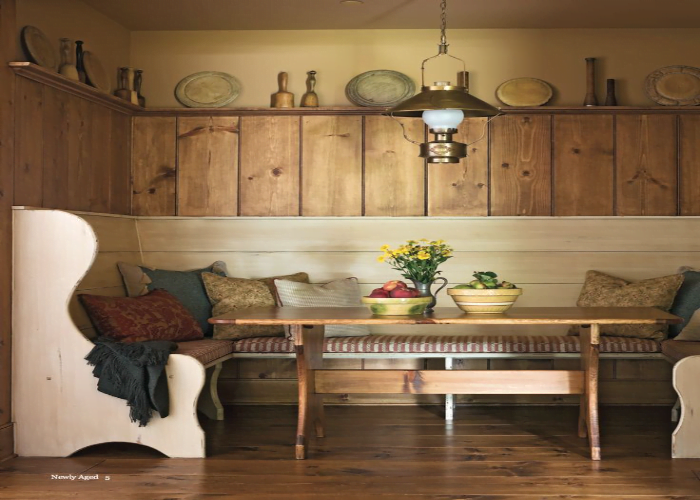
[0,0,17,461]
[131,111,700,217]
[5,67,133,459]
[14,77,131,213]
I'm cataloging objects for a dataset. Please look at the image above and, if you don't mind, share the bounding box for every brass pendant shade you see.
[389,86,500,118]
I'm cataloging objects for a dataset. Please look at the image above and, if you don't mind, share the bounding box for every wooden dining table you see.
[210,306,680,461]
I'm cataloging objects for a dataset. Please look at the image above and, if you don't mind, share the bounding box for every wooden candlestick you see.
[604,79,617,106]
[583,57,598,106]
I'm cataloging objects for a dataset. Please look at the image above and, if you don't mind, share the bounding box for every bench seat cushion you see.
[662,340,700,362]
[176,339,235,365]
[233,335,660,354]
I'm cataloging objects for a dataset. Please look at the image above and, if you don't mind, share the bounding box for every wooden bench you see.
[662,341,700,458]
[11,207,700,458]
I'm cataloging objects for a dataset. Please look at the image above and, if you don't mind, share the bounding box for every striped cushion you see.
[176,339,235,365]
[233,335,661,354]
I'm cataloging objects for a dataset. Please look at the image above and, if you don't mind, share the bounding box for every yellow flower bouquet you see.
[378,239,453,283]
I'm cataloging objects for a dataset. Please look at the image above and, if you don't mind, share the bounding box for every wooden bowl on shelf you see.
[447,288,522,313]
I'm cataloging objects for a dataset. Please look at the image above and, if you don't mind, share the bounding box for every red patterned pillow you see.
[79,289,204,342]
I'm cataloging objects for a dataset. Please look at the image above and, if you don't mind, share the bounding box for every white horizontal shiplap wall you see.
[135,216,700,336]
[68,213,696,405]
[70,213,143,337]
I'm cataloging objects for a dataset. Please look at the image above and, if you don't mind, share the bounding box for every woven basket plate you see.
[21,26,57,70]
[645,66,700,106]
[345,70,415,107]
[83,51,110,93]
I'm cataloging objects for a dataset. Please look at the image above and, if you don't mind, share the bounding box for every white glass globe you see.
[422,109,464,130]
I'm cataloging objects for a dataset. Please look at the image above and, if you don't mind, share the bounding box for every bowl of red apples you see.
[361,280,432,315]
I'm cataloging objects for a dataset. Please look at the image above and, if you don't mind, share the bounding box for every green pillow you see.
[669,268,700,338]
[117,261,228,336]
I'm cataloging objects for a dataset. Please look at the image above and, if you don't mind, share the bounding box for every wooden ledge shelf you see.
[12,63,700,117]
[10,62,142,114]
[140,106,391,116]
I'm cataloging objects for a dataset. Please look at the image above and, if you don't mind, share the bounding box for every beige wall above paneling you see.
[129,29,700,108]
[16,0,130,91]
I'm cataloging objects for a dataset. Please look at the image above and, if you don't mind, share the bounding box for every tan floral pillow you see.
[202,272,309,340]
[572,270,683,340]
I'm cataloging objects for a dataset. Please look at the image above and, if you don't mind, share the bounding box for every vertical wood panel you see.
[110,111,132,215]
[301,116,363,216]
[132,116,177,216]
[553,115,614,216]
[616,115,677,216]
[365,116,425,216]
[84,102,111,213]
[178,116,239,216]
[490,115,552,216]
[0,0,16,447]
[239,116,300,216]
[42,87,74,209]
[14,77,43,206]
[680,115,700,215]
[428,117,489,216]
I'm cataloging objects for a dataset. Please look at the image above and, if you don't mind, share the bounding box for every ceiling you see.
[80,0,700,31]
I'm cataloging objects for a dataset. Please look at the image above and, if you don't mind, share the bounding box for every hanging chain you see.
[440,0,448,47]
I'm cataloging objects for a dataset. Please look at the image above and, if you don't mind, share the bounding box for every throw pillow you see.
[274,278,370,339]
[675,308,700,341]
[573,270,683,340]
[668,267,700,338]
[202,272,310,340]
[78,289,204,343]
[117,261,227,336]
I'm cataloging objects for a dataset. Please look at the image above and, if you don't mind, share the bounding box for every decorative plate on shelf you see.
[495,77,553,106]
[82,51,111,93]
[645,65,700,106]
[345,70,415,107]
[21,26,57,70]
[175,71,242,108]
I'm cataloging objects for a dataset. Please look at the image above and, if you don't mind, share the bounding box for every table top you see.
[209,307,681,326]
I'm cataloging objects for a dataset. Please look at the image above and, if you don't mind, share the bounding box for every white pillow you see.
[675,308,700,341]
[274,278,370,339]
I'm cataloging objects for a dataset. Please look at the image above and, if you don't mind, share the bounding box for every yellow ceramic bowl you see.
[447,287,523,313]
[361,296,432,316]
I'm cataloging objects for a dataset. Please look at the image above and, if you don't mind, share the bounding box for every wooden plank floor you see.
[1,405,700,499]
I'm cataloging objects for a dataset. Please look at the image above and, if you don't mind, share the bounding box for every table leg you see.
[579,324,601,461]
[294,324,325,460]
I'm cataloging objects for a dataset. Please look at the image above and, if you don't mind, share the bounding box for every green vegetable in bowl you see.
[454,271,517,289]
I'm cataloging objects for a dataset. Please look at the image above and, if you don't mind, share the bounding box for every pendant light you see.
[388,0,500,164]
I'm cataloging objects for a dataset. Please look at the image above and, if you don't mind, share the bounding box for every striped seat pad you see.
[233,335,660,354]
[176,339,235,365]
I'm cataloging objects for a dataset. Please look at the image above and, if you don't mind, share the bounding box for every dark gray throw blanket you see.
[85,337,177,426]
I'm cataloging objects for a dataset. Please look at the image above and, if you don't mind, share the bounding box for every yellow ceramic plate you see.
[496,77,553,107]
